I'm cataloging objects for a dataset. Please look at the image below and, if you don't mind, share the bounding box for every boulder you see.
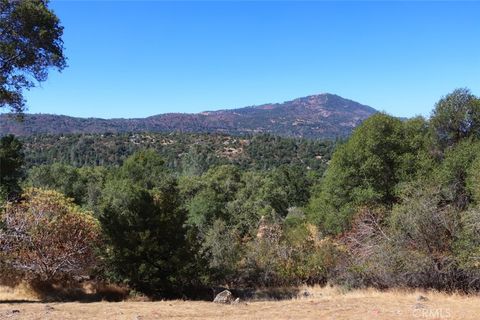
[213,290,234,304]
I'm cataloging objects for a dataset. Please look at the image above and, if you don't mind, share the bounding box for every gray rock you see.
[232,297,241,304]
[213,290,234,304]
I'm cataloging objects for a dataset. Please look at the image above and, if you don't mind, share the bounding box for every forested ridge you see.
[0,93,377,139]
[2,89,480,298]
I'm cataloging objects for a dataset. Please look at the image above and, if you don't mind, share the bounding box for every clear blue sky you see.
[21,1,480,119]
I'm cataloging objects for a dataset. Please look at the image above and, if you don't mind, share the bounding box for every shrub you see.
[454,208,480,289]
[236,220,339,287]
[99,177,191,297]
[0,188,101,281]
[336,183,480,292]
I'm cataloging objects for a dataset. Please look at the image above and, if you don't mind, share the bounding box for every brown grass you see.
[1,285,479,319]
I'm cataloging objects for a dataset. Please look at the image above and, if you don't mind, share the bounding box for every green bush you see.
[99,151,192,297]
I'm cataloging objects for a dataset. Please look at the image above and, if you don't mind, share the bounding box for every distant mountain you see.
[0,93,377,139]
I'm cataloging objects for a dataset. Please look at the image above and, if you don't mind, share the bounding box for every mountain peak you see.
[0,93,377,139]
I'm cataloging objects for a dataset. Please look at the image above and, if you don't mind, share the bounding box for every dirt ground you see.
[0,285,478,319]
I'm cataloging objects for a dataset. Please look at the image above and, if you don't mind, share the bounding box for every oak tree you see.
[1,0,66,112]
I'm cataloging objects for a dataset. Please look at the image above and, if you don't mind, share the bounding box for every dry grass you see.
[0,283,39,302]
[1,285,479,319]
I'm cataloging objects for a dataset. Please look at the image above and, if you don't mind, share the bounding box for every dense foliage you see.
[308,88,480,291]
[0,134,24,201]
[98,150,193,297]
[19,132,334,172]
[307,114,431,234]
[2,88,480,297]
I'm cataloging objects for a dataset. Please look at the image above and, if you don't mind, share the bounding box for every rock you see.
[416,295,428,302]
[11,310,20,313]
[232,297,241,304]
[213,290,234,304]
[301,290,311,298]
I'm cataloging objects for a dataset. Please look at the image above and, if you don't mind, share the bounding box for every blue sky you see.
[21,1,480,119]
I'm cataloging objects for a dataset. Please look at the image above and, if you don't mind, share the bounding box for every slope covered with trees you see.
[19,132,335,173]
[2,89,480,298]
[0,93,377,139]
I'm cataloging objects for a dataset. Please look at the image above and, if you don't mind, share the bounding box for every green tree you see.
[0,134,24,201]
[181,143,223,176]
[430,88,480,150]
[199,219,242,284]
[1,0,66,112]
[307,113,428,234]
[25,163,108,210]
[99,151,191,297]
[436,140,480,209]
[184,165,242,233]
[467,154,480,205]
[25,163,82,202]
[117,149,168,189]
[259,165,312,217]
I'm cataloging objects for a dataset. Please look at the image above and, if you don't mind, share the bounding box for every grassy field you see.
[0,285,479,319]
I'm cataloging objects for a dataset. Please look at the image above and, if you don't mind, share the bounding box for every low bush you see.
[0,188,102,282]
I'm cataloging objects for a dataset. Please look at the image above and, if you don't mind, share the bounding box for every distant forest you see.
[19,132,335,172]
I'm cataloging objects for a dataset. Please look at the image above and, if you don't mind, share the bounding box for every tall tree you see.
[0,134,24,201]
[307,114,428,234]
[99,151,192,297]
[1,0,66,112]
[430,88,480,150]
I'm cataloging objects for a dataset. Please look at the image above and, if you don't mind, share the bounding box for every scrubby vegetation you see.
[308,88,480,291]
[0,188,101,282]
[1,88,480,298]
[19,132,334,171]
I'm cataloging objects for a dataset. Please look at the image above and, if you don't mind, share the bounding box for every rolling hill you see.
[0,93,377,139]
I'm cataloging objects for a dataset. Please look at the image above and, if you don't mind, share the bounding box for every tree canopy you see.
[0,0,66,112]
[430,88,480,150]
[307,113,429,234]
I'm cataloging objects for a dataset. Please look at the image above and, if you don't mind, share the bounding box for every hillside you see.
[19,132,335,173]
[0,94,377,139]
